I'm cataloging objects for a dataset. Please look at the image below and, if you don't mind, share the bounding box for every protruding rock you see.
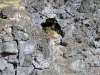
[1,41,18,53]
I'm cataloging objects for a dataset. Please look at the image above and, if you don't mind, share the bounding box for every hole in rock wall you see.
[41,18,64,37]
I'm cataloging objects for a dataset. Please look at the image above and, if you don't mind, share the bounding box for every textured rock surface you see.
[0,0,100,75]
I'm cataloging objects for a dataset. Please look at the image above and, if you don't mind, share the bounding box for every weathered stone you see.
[13,31,29,41]
[0,0,100,75]
[1,41,18,53]
[18,40,37,55]
[7,55,18,63]
[23,55,32,67]
[18,40,37,66]
[3,36,13,42]
[2,64,15,75]
[94,41,100,48]
[41,70,59,75]
[91,48,100,55]
[0,58,7,71]
[17,66,34,75]
[32,53,50,69]
[83,19,90,27]
[70,60,85,72]
[97,25,100,33]
[34,69,43,75]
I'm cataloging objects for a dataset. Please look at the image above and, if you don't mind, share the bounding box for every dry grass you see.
[43,29,60,39]
[42,26,61,38]
[0,0,20,9]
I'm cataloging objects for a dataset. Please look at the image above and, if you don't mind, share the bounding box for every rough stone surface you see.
[0,58,7,71]
[0,0,100,75]
[1,41,18,53]
[17,66,34,75]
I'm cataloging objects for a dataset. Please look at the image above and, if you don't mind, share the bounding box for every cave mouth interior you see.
[41,18,64,37]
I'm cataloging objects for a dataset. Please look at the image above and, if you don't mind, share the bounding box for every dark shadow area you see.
[0,11,8,19]
[41,18,65,37]
[0,52,16,57]
[60,41,67,46]
[64,0,68,2]
[74,17,80,23]
[12,62,17,68]
[95,37,100,41]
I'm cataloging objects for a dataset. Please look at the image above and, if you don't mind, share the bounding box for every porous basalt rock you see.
[0,0,100,75]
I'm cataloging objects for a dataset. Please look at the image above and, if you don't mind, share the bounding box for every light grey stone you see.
[0,39,2,43]
[32,60,50,69]
[42,5,57,18]
[70,60,85,72]
[42,70,59,75]
[18,40,37,66]
[94,41,100,48]
[2,64,15,75]
[0,44,2,53]
[0,58,7,71]
[91,48,100,55]
[17,66,34,75]
[83,19,90,26]
[13,31,29,41]
[3,36,13,42]
[35,69,43,75]
[52,63,61,74]
[3,27,12,34]
[23,55,32,67]
[32,53,50,69]
[18,41,25,66]
[97,24,100,33]
[8,55,18,63]
[12,25,30,41]
[18,40,37,55]
[1,41,18,53]
[0,0,100,75]
[92,59,100,67]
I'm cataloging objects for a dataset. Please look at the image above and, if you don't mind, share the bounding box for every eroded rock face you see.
[0,0,100,75]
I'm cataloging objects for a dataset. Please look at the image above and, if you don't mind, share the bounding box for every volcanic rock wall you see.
[0,0,100,75]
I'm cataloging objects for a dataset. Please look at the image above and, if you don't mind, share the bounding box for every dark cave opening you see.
[41,18,64,37]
